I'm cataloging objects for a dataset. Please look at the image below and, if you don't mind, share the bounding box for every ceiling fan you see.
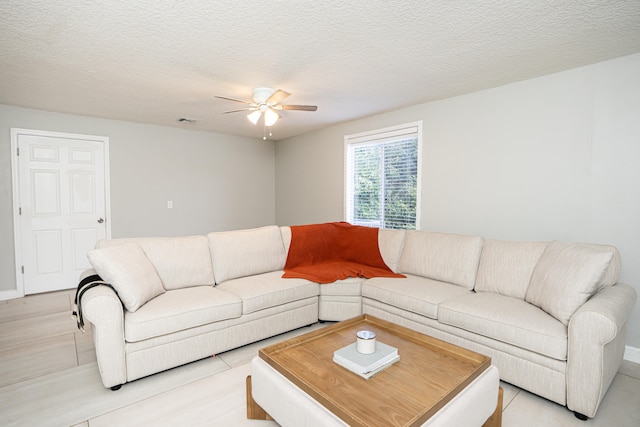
[216,87,317,127]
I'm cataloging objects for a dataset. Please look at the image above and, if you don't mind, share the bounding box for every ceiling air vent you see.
[177,117,198,124]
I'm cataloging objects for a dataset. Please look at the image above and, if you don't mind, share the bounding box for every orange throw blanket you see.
[282,222,405,284]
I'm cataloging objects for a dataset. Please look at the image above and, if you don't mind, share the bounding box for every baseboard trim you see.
[0,289,20,301]
[624,346,640,364]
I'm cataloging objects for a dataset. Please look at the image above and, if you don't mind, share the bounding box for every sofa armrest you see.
[82,284,127,389]
[567,283,637,418]
[78,268,98,282]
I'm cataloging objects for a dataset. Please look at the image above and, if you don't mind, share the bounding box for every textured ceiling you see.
[1,1,640,140]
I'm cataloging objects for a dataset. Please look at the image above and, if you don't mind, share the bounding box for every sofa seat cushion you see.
[363,274,471,319]
[438,292,568,360]
[319,278,363,297]
[124,286,242,342]
[216,271,319,315]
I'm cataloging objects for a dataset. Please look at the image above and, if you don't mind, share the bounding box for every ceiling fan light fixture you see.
[247,110,262,125]
[218,87,317,128]
[264,108,280,126]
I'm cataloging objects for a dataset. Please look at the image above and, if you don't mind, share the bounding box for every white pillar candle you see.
[356,330,377,354]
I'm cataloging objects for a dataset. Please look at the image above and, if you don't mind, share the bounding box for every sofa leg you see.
[110,384,122,391]
[573,411,588,421]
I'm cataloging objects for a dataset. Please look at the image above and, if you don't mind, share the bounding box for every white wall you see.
[275,53,640,349]
[0,105,275,294]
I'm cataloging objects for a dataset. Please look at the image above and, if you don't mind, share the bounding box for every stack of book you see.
[333,341,399,379]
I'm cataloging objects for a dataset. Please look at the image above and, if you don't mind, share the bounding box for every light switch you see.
[167,200,173,209]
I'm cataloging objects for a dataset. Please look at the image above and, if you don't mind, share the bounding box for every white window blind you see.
[345,122,421,230]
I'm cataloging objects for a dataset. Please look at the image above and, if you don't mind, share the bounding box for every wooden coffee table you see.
[247,314,502,427]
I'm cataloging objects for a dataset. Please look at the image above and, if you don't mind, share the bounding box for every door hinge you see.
[16,147,19,156]
[21,266,24,274]
[19,207,22,215]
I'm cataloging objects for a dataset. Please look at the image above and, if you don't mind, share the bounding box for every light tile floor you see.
[1,290,639,426]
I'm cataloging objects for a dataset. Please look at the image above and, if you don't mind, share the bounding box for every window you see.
[345,122,421,229]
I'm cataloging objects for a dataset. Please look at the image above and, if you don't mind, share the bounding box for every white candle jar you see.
[356,330,377,354]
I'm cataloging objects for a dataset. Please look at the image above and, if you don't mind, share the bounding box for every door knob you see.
[97,218,105,223]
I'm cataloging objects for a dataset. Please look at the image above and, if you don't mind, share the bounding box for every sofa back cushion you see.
[398,231,483,290]
[474,239,548,299]
[281,226,292,254]
[87,242,165,312]
[208,225,286,284]
[378,229,406,273]
[525,241,619,325]
[580,243,621,289]
[97,236,214,290]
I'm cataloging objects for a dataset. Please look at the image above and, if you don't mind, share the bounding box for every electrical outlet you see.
[167,200,173,209]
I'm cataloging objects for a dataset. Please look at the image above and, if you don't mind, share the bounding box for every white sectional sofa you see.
[78,224,636,420]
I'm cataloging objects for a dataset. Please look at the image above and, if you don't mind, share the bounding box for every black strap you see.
[72,274,115,331]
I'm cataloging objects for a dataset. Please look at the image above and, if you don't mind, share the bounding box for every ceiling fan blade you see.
[280,104,318,111]
[266,89,290,104]
[215,95,254,105]
[222,108,254,114]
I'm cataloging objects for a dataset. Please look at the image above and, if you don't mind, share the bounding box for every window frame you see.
[344,121,422,230]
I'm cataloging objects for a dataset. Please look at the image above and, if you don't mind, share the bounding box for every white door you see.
[12,129,110,295]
